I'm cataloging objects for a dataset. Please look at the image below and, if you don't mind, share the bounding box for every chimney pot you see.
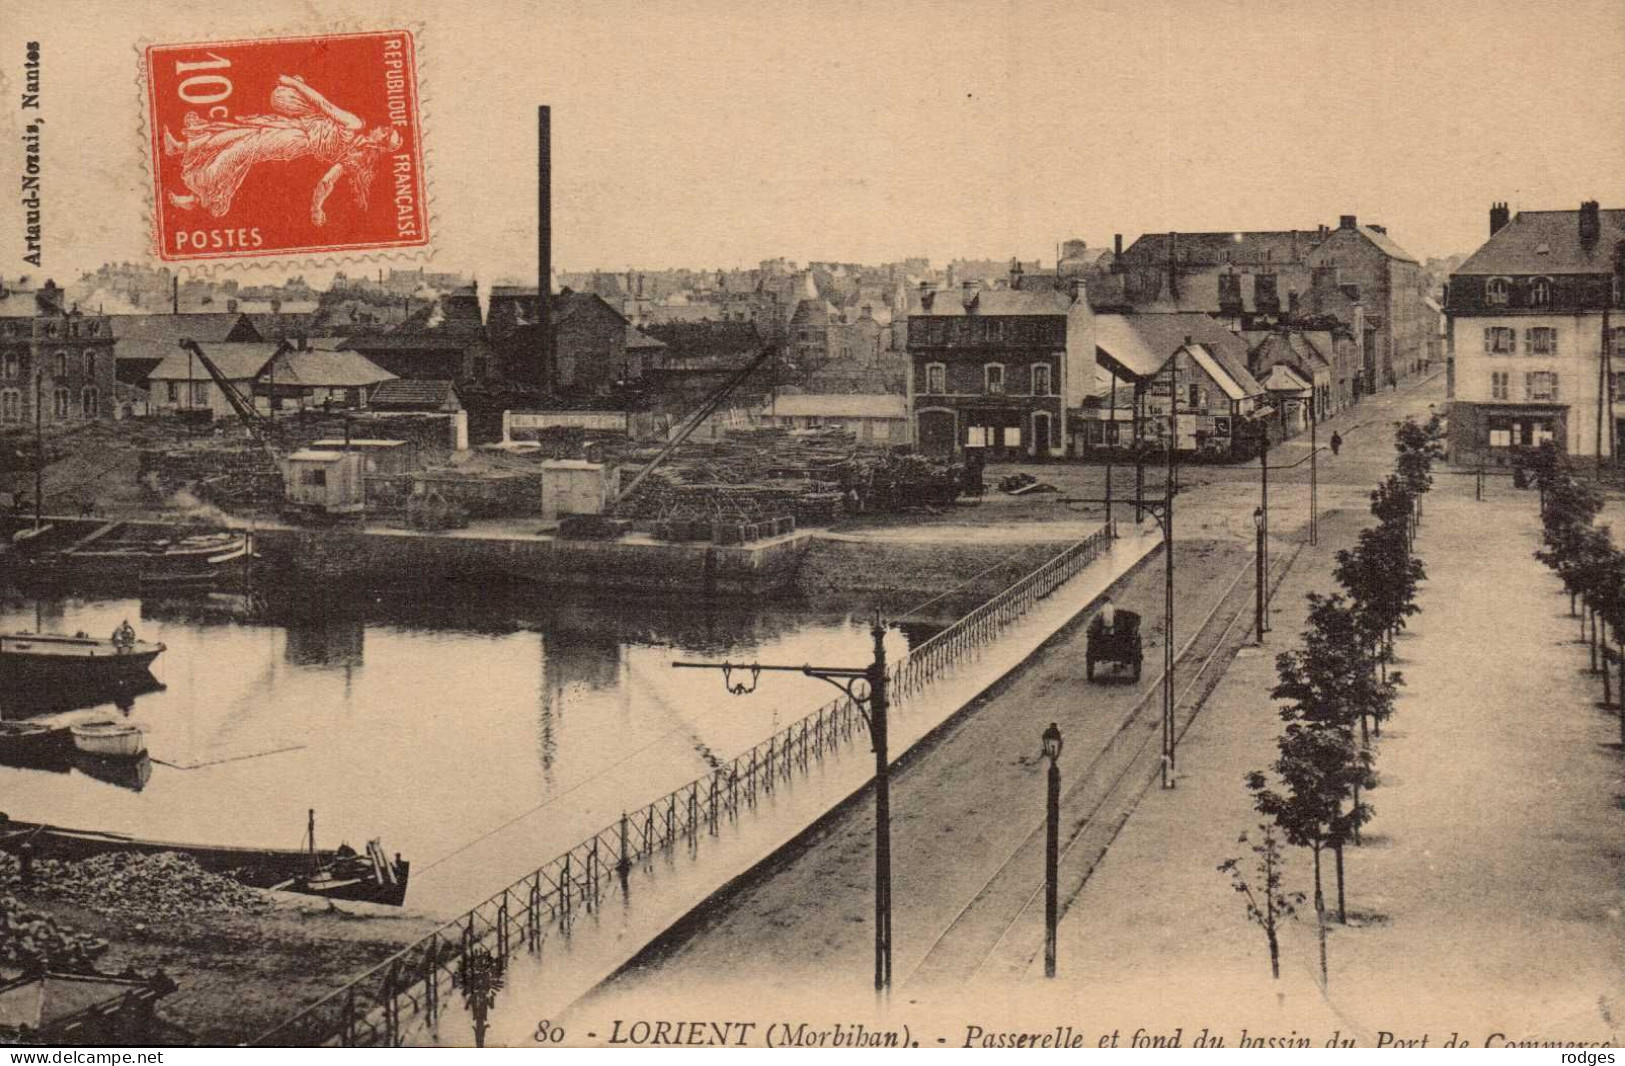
[1114,233,1123,257]
[1339,215,1357,230]
[1489,202,1510,236]
[1579,200,1601,245]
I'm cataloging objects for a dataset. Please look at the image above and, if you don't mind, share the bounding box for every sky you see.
[2,0,1622,286]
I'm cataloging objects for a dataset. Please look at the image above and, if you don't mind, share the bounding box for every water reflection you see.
[73,752,153,793]
[0,577,933,912]
[0,675,164,719]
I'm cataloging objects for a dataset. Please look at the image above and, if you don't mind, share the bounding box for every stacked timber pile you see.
[138,443,283,509]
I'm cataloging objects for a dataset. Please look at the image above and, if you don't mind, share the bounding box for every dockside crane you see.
[607,344,779,512]
[176,338,282,461]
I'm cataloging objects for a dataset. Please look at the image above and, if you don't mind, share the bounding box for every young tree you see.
[1336,527,1425,694]
[1218,825,1303,980]
[1248,720,1359,988]
[1270,594,1385,910]
[1537,475,1604,624]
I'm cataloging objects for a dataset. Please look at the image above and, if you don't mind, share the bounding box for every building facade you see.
[1306,216,1435,388]
[907,285,1090,460]
[0,280,117,426]
[1447,201,1625,464]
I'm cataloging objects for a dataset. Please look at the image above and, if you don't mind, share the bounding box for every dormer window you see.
[1486,278,1510,306]
[1530,277,1551,308]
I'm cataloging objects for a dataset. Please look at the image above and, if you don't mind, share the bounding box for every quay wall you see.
[4,514,1088,602]
[250,527,811,597]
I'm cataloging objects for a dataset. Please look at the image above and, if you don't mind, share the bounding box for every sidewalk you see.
[1005,475,1622,1044]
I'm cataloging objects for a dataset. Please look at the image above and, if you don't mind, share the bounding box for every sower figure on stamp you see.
[164,75,402,227]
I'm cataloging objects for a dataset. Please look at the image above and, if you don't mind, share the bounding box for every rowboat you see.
[273,840,411,907]
[69,721,146,759]
[0,630,166,687]
[0,721,74,770]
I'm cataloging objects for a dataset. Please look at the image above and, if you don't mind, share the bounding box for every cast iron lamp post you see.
[1041,722,1062,978]
[1254,505,1266,644]
[673,615,893,993]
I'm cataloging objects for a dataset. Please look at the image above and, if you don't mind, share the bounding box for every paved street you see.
[581,380,1453,1019]
[577,372,1619,1046]
[1006,462,1622,1044]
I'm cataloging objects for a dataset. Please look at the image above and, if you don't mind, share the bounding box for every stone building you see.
[1447,200,1625,464]
[1306,215,1434,388]
[0,279,118,425]
[907,284,1090,460]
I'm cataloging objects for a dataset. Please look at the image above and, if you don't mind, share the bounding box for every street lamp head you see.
[1041,722,1063,762]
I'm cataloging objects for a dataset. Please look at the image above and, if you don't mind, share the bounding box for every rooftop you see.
[148,341,284,381]
[1453,207,1625,275]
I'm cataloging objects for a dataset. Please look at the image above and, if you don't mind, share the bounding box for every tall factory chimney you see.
[537,105,555,392]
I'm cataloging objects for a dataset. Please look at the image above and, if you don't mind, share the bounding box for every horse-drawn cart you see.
[1085,608,1143,682]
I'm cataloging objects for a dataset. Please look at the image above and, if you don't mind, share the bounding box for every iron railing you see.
[253,526,1111,1047]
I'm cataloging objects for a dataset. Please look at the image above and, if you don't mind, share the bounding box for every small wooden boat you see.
[0,630,166,686]
[69,721,146,759]
[273,840,410,907]
[0,721,74,769]
[26,526,253,585]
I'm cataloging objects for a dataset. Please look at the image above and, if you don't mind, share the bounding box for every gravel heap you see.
[0,850,271,922]
[0,894,109,970]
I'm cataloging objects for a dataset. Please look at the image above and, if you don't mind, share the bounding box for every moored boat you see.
[25,526,254,587]
[0,721,74,770]
[0,628,166,686]
[69,721,147,759]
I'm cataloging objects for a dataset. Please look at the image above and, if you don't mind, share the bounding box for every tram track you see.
[902,538,1305,989]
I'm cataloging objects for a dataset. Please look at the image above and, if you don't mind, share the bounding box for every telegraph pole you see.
[1309,396,1318,546]
[1163,362,1177,784]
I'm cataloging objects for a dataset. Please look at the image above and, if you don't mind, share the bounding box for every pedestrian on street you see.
[1330,431,1342,457]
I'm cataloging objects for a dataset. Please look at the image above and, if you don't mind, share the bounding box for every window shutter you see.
[1550,374,1559,400]
[1523,329,1531,356]
[1483,327,1492,353]
[1524,372,1533,400]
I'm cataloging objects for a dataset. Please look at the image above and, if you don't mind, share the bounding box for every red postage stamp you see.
[143,30,429,262]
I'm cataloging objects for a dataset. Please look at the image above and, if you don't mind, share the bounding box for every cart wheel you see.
[1131,657,1142,682]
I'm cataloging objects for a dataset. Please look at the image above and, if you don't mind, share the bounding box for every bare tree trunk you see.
[1351,781,1362,845]
[1617,631,1625,716]
[1334,842,1347,923]
[1265,895,1279,980]
[1313,845,1329,989]
[1590,604,1599,673]
[1603,627,1614,705]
